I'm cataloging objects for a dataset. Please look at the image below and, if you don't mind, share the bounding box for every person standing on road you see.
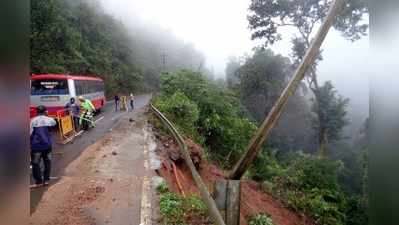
[120,95,127,111]
[78,96,96,130]
[114,94,120,112]
[65,97,80,130]
[129,93,134,112]
[30,105,57,187]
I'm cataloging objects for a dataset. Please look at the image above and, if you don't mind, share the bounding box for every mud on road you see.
[30,95,152,214]
[30,107,159,225]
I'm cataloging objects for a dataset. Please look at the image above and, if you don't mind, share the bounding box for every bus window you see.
[75,80,85,95]
[31,79,69,95]
[75,80,81,95]
[74,79,104,95]
[85,80,90,94]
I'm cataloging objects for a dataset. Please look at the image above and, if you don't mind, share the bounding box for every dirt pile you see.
[157,136,204,170]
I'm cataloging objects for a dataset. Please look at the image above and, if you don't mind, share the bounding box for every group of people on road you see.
[65,96,96,130]
[30,94,136,187]
[114,93,134,112]
[30,95,96,187]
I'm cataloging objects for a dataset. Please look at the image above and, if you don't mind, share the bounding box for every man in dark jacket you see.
[30,105,56,187]
[114,95,120,112]
[65,97,80,130]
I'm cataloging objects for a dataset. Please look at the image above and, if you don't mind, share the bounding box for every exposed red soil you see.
[154,135,315,225]
[240,181,315,225]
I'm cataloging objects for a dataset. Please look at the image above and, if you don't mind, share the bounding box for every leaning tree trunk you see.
[228,0,344,180]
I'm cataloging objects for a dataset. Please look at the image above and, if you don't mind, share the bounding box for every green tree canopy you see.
[246,0,367,154]
[31,0,207,95]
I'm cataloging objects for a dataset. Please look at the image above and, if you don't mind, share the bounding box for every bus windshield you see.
[31,79,69,95]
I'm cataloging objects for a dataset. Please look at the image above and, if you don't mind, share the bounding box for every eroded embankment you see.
[151,126,315,225]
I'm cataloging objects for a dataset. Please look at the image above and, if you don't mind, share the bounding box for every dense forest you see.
[31,0,208,96]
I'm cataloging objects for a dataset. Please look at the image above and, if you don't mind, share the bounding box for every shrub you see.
[159,191,209,225]
[248,149,285,181]
[159,192,185,224]
[153,91,200,139]
[271,154,348,225]
[156,181,169,194]
[157,70,257,168]
[249,213,275,225]
[204,114,257,168]
[345,196,368,225]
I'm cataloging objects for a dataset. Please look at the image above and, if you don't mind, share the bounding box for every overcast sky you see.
[100,0,369,125]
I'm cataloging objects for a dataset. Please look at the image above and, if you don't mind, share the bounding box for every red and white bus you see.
[30,74,106,118]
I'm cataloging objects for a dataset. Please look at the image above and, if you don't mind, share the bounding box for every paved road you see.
[30,95,151,213]
[30,105,159,225]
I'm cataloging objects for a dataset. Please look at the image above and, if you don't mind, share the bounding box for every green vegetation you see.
[250,151,369,225]
[156,182,209,225]
[31,0,369,224]
[153,91,201,141]
[226,44,368,224]
[156,181,169,194]
[153,70,257,168]
[230,48,315,154]
[153,61,368,224]
[247,0,367,155]
[271,155,347,225]
[249,213,275,225]
[159,192,184,224]
[311,81,350,157]
[31,0,206,96]
[249,152,351,225]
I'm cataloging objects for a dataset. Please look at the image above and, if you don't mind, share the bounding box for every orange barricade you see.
[56,109,77,144]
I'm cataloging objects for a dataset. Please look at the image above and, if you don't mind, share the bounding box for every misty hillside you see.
[31,0,208,96]
[29,0,370,224]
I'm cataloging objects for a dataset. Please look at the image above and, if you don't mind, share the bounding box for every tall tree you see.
[311,81,349,156]
[247,0,368,155]
[237,48,315,153]
[237,48,290,121]
[225,56,241,88]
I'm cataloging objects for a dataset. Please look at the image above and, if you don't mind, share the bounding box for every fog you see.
[98,0,369,136]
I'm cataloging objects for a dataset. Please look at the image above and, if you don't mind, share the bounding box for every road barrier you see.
[150,104,226,225]
[56,109,78,144]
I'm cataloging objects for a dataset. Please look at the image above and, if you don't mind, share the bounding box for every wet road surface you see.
[30,95,151,214]
[30,105,159,225]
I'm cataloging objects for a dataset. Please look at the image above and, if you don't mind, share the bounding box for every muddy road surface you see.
[30,95,152,214]
[30,103,161,225]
